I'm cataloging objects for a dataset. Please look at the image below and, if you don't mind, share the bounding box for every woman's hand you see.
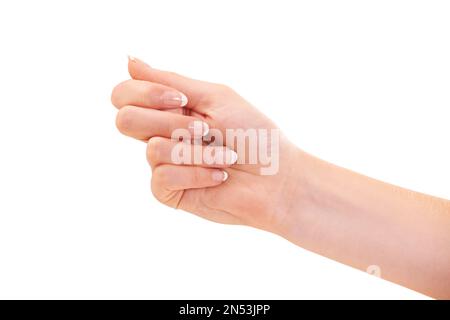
[111,57,302,234]
[111,57,450,299]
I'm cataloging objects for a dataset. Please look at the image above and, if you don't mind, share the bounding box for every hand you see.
[111,57,302,234]
[111,57,450,298]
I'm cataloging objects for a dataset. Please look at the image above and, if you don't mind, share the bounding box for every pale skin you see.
[111,56,450,299]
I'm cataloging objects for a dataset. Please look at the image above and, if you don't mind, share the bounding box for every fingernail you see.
[128,55,150,67]
[202,122,210,136]
[215,149,238,165]
[212,170,228,182]
[222,171,229,181]
[188,120,209,137]
[161,91,188,107]
[227,150,238,164]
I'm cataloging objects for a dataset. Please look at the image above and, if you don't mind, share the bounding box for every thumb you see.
[127,55,213,108]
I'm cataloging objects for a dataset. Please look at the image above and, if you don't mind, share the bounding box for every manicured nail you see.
[212,170,228,182]
[228,150,238,164]
[222,171,229,181]
[161,91,188,107]
[128,55,150,67]
[188,120,209,137]
[215,149,238,165]
[202,122,210,136]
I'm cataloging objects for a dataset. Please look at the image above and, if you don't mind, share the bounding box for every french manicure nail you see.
[212,170,228,182]
[227,150,238,164]
[128,55,150,67]
[202,122,209,136]
[222,171,229,181]
[188,121,209,137]
[161,91,188,107]
[215,149,238,165]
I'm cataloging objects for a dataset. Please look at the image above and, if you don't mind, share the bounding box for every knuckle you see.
[215,83,234,95]
[110,80,128,107]
[150,167,169,201]
[115,105,136,134]
[142,82,157,95]
[139,82,162,105]
[150,176,163,202]
[152,166,169,186]
[150,165,183,209]
[146,137,164,164]
[165,71,181,78]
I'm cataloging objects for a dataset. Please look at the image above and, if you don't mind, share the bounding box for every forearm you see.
[282,149,450,299]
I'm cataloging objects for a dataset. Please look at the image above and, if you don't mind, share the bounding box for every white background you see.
[0,0,448,299]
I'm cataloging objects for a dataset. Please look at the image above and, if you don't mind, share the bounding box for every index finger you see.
[127,56,214,110]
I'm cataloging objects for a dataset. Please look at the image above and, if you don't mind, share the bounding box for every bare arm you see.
[283,150,450,299]
[112,57,450,299]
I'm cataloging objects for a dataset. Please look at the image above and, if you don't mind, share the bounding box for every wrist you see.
[274,146,339,244]
[268,144,318,239]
